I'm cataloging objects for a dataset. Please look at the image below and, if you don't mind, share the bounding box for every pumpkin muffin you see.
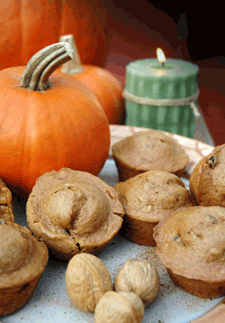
[0,221,48,315]
[112,129,189,181]
[154,206,225,298]
[0,178,14,222]
[190,144,225,206]
[114,170,194,245]
[26,168,124,260]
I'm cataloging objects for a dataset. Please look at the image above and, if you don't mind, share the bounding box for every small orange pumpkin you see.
[0,42,110,196]
[59,34,125,125]
[0,0,108,70]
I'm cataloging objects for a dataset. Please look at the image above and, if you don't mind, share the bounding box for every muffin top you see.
[112,129,189,175]
[0,221,48,289]
[190,144,225,206]
[114,170,193,223]
[154,206,225,282]
[0,178,14,222]
[26,168,124,259]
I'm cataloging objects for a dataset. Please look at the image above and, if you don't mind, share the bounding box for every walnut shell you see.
[114,259,159,306]
[65,253,113,312]
[95,291,145,323]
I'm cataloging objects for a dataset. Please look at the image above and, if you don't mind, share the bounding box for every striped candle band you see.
[123,88,200,117]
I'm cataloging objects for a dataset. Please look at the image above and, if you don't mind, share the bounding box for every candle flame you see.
[157,48,166,63]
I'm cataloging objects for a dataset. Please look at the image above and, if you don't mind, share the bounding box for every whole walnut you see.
[65,253,113,312]
[95,291,145,323]
[114,259,159,306]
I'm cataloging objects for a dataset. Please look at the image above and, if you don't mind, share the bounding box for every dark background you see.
[148,2,224,62]
[102,0,225,145]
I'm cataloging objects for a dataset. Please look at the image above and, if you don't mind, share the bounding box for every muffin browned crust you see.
[0,178,14,222]
[0,221,48,315]
[114,170,194,245]
[190,144,225,206]
[154,206,225,298]
[26,168,124,259]
[112,129,189,181]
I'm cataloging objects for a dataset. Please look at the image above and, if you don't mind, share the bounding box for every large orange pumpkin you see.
[59,34,125,125]
[0,0,108,70]
[0,42,110,196]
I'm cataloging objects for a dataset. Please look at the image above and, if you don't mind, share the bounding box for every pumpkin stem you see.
[59,34,84,75]
[20,42,73,91]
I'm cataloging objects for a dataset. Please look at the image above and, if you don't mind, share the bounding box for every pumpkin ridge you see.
[0,90,17,127]
[42,92,73,169]
[59,34,124,124]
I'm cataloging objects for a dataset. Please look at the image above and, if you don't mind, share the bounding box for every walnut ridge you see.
[94,291,145,323]
[114,258,159,306]
[65,253,113,312]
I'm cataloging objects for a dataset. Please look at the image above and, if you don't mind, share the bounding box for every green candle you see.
[124,53,199,138]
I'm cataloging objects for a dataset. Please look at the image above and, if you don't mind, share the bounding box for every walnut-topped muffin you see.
[26,168,124,259]
[190,144,225,206]
[154,206,225,298]
[0,221,48,315]
[112,129,189,181]
[114,170,194,245]
[0,178,14,222]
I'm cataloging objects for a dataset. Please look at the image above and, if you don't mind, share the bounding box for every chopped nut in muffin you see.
[154,206,225,298]
[0,178,14,222]
[190,144,225,206]
[114,170,194,245]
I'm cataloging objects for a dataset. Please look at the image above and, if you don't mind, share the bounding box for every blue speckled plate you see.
[3,125,220,323]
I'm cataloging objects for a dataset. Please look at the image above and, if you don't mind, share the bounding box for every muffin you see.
[0,178,14,222]
[112,129,189,181]
[114,170,194,245]
[190,144,225,206]
[26,168,124,259]
[0,221,48,315]
[153,206,225,298]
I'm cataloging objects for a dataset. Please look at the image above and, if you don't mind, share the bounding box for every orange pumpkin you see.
[0,0,108,70]
[0,42,110,196]
[58,34,125,125]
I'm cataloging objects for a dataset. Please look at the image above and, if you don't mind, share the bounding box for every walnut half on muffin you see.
[114,170,194,245]
[153,206,225,298]
[112,129,189,181]
[26,168,124,259]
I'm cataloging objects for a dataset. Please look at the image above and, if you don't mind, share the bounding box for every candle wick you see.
[161,62,165,69]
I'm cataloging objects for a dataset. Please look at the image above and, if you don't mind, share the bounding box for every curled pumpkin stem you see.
[20,42,73,91]
[59,34,84,75]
